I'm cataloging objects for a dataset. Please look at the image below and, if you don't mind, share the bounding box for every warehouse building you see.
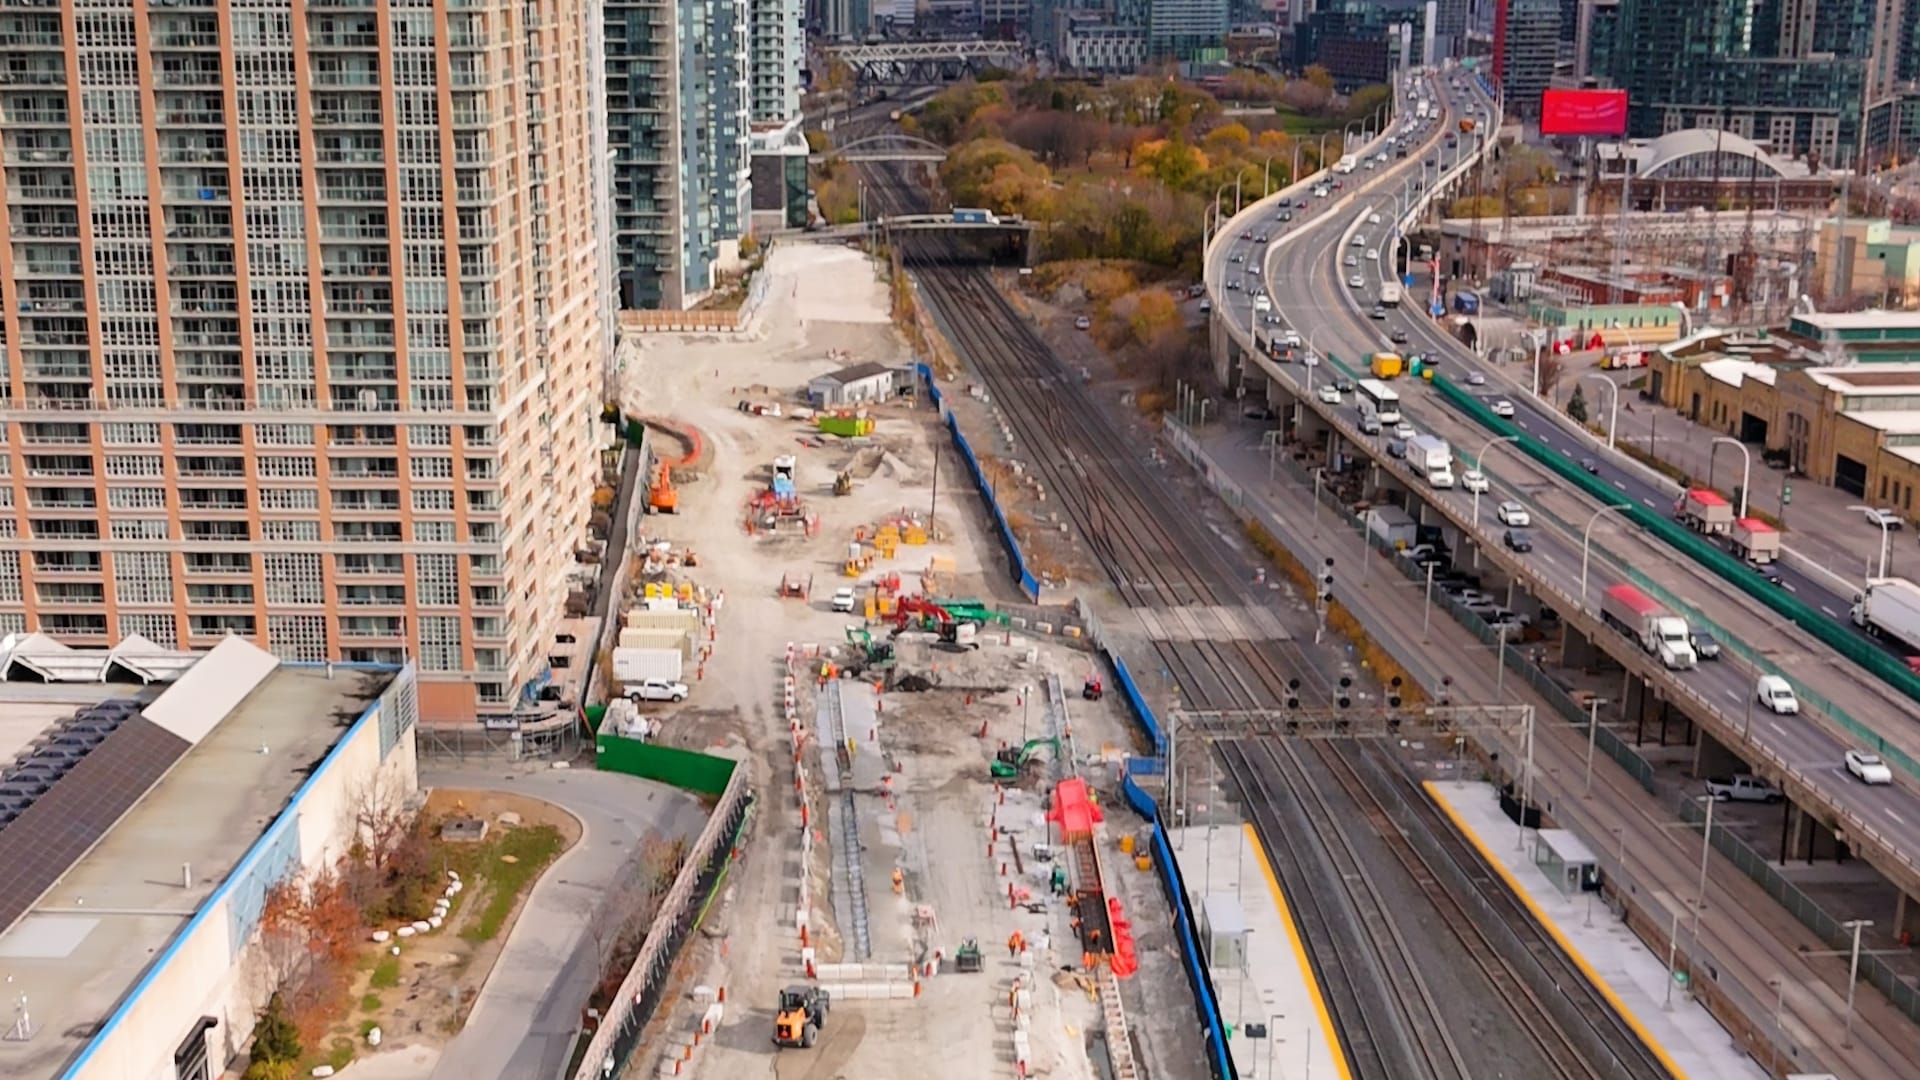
[0,640,417,1080]
[806,363,912,408]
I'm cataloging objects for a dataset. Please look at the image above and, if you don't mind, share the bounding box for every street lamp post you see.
[1579,503,1633,606]
[1311,468,1325,538]
[1292,144,1307,186]
[1848,504,1892,578]
[1493,622,1512,702]
[1692,794,1714,940]
[1471,435,1519,527]
[1576,373,1620,448]
[1712,437,1752,518]
[1421,560,1437,642]
[1262,154,1285,194]
[1583,696,1608,794]
[1842,919,1872,1047]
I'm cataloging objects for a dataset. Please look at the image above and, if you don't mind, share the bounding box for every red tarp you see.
[1107,897,1138,978]
[1048,777,1102,843]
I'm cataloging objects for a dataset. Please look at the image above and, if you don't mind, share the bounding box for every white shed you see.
[807,362,902,408]
[1197,892,1249,972]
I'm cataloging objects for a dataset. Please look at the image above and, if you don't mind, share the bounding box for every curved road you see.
[1205,71,1920,894]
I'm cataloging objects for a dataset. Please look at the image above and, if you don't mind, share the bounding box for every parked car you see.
[1846,749,1894,785]
[1865,507,1904,530]
[1705,775,1782,803]
[627,679,691,703]
[831,587,857,613]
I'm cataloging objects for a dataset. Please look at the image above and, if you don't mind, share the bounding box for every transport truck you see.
[1369,351,1404,379]
[1366,505,1418,550]
[951,208,999,225]
[1850,577,1920,653]
[1379,282,1404,306]
[1600,584,1698,670]
[1335,154,1357,173]
[613,646,684,687]
[1728,517,1781,563]
[1673,488,1734,536]
[1406,435,1454,488]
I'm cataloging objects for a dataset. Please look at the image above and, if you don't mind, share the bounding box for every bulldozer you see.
[772,985,830,1049]
[953,938,983,973]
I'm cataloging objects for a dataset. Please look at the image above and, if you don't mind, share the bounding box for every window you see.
[414,520,454,543]
[109,486,168,510]
[415,553,458,606]
[121,613,178,647]
[264,552,323,604]
[413,489,453,512]
[411,455,453,479]
[261,487,319,511]
[114,551,174,604]
[268,614,327,662]
[417,615,461,671]
[111,519,170,541]
[263,520,321,542]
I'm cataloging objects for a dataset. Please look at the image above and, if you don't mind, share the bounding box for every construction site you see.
[603,244,1186,1080]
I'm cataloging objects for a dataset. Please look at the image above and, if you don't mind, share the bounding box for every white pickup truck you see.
[1704,774,1782,803]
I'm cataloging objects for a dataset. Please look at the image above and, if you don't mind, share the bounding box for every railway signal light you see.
[1337,674,1352,709]
[1388,676,1404,710]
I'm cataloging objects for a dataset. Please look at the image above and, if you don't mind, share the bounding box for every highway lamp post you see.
[1262,153,1284,194]
[1712,437,1752,518]
[1492,622,1511,703]
[1575,373,1620,449]
[1421,560,1437,642]
[1318,131,1338,171]
[1514,705,1535,851]
[1768,975,1787,1055]
[1471,435,1519,528]
[1311,468,1325,538]
[1582,696,1608,795]
[1842,919,1871,1047]
[1261,429,1281,483]
[1662,908,1682,1011]
[1292,144,1307,186]
[1578,503,1633,608]
[1692,794,1714,939]
[1848,503,1892,578]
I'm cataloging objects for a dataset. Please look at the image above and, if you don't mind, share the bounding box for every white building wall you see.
[70,711,418,1080]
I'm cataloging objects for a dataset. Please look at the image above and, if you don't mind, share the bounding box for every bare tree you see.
[346,771,414,874]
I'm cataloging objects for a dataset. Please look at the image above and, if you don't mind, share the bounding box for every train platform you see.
[1167,824,1348,1080]
[1425,780,1770,1080]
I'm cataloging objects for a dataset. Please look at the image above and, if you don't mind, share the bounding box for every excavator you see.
[646,463,678,514]
[991,736,1060,780]
[890,595,981,649]
[772,985,830,1049]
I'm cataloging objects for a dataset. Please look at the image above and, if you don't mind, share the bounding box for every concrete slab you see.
[1168,825,1347,1080]
[1426,781,1770,1080]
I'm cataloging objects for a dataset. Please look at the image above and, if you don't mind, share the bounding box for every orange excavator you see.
[890,596,980,649]
[647,464,678,514]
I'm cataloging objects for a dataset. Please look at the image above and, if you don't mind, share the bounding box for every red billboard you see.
[1539,89,1629,137]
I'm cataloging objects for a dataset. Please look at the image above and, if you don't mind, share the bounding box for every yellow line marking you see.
[1421,783,1692,1080]
[1242,822,1355,1080]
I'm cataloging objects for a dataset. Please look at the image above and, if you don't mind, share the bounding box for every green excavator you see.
[991,736,1060,780]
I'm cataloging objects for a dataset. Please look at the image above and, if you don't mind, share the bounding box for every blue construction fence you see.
[918,363,1042,601]
[1105,650,1238,1080]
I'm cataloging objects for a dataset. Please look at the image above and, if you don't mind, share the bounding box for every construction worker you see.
[891,867,904,895]
[1007,930,1025,958]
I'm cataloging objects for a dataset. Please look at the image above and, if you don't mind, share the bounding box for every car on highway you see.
[1579,456,1601,474]
[1263,313,1283,325]
[1240,231,1252,240]
[1865,507,1905,530]
[1230,252,1244,263]
[1254,293,1271,311]
[1490,399,1516,418]
[1335,378,1355,393]
[1502,528,1534,553]
[1246,265,1260,277]
[1365,248,1379,260]
[1752,562,1785,586]
[1277,210,1293,222]
[1393,421,1416,440]
[1427,158,1438,166]
[1345,254,1359,267]
[1348,274,1365,288]
[1496,501,1530,527]
[1691,630,1722,660]
[1387,437,1408,459]
[1466,371,1487,386]
[1074,316,1091,331]
[1370,306,1388,320]
[1280,330,1303,347]
[1461,469,1490,494]
[1227,280,1242,290]
[1388,328,1409,344]
[1254,233,1268,243]
[1368,213,1382,225]
[1317,385,1342,405]
[1352,235,1367,247]
[1755,674,1800,715]
[1360,414,1383,435]
[1845,749,1894,785]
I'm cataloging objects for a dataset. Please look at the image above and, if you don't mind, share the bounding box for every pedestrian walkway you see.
[1168,824,1348,1080]
[1425,781,1770,1080]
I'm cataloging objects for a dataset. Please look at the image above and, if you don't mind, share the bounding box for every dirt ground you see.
[606,244,1176,1080]
[286,791,582,1076]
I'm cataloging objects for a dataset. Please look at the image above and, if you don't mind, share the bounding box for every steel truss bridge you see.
[819,134,949,163]
[825,40,1027,86]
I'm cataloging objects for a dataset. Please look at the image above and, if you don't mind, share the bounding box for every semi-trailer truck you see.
[1380,282,1404,307]
[1366,505,1417,549]
[1851,577,1920,652]
[1600,584,1698,669]
[1406,435,1454,488]
[1674,488,1734,535]
[1729,517,1781,563]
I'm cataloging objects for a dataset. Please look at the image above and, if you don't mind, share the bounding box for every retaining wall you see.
[918,362,1042,601]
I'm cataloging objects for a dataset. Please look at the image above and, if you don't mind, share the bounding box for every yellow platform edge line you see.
[1241,821,1355,1080]
[1420,782,1692,1080]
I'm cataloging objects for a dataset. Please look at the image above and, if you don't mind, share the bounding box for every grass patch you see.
[326,1038,356,1070]
[460,824,567,944]
[359,1020,381,1038]
[369,956,400,990]
[1269,106,1345,136]
[359,993,382,1012]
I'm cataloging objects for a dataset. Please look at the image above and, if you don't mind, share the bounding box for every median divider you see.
[918,362,1041,601]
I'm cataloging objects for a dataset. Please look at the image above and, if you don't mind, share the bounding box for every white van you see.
[1755,675,1799,715]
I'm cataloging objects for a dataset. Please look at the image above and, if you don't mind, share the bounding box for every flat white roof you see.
[1804,364,1920,394]
[1698,357,1778,388]
[1535,828,1598,864]
[1793,310,1920,331]
[1842,412,1920,436]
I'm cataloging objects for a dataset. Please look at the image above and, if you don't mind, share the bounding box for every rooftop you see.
[1841,411,1920,436]
[1790,310,1920,333]
[0,644,393,1080]
[814,361,897,385]
[1698,357,1780,388]
[1804,363,1920,394]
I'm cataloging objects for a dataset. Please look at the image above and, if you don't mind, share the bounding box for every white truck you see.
[1673,488,1734,535]
[1728,517,1781,563]
[1379,282,1404,307]
[1366,505,1418,549]
[614,646,684,686]
[1704,774,1783,803]
[1600,584,1698,670]
[1850,577,1920,653]
[1406,434,1455,488]
[1335,154,1357,174]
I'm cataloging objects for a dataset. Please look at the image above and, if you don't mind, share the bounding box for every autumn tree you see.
[1535,349,1565,399]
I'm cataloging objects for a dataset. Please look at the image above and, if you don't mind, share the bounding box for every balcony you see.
[471,617,508,640]
[333,521,402,544]
[337,554,404,576]
[317,181,387,204]
[4,142,69,164]
[186,583,254,606]
[314,108,383,128]
[184,552,252,575]
[311,63,380,88]
[9,182,75,202]
[182,521,251,542]
[34,552,100,575]
[339,616,405,639]
[159,139,228,165]
[177,456,245,479]
[308,29,379,49]
[21,423,89,445]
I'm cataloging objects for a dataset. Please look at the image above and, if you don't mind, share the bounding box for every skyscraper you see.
[0,0,609,721]
[1493,0,1560,120]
